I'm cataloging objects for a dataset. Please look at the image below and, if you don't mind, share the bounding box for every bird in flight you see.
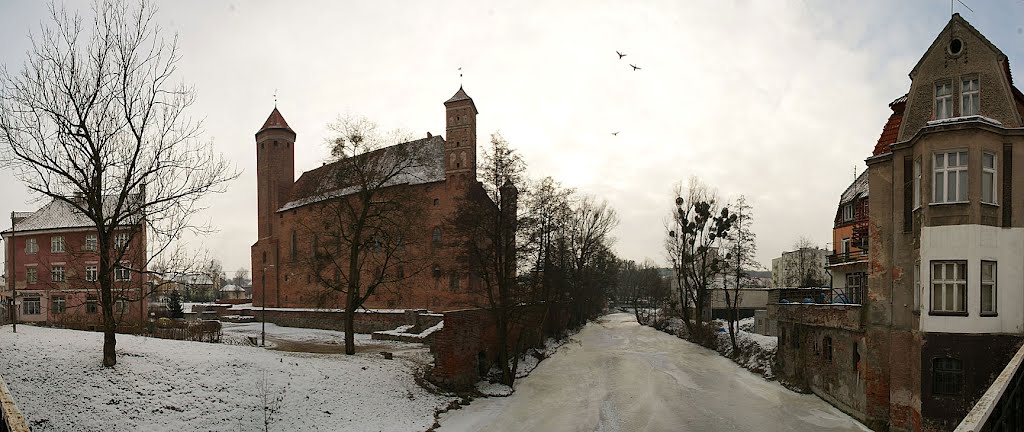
[616,51,626,59]
[612,131,619,136]
[630,64,641,71]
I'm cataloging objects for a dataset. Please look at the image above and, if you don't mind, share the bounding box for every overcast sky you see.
[2,0,1024,274]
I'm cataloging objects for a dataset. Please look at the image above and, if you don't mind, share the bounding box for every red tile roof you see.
[257,107,293,134]
[872,95,907,156]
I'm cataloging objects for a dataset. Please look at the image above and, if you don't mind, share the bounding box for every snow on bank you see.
[375,321,445,340]
[655,317,778,379]
[220,321,376,346]
[0,324,453,432]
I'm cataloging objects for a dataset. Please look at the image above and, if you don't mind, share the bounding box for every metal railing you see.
[955,341,1024,431]
[0,373,29,432]
[826,249,869,266]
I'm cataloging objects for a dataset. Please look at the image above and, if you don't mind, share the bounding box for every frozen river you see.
[438,313,869,432]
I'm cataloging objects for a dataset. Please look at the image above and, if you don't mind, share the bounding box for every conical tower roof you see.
[257,107,294,134]
[444,86,479,114]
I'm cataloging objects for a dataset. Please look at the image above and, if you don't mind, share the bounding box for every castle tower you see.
[444,86,478,182]
[255,108,296,239]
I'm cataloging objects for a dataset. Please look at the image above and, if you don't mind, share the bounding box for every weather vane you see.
[273,88,278,108]
[458,67,463,86]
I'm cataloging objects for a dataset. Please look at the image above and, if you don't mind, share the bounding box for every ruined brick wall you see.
[228,308,441,334]
[430,304,570,390]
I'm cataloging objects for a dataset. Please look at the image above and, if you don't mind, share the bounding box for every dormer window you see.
[935,83,953,119]
[961,78,979,116]
[842,203,854,222]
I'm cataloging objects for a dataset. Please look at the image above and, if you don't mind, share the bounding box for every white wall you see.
[919,225,1024,334]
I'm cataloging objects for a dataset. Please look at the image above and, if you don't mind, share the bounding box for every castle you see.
[250,86,490,311]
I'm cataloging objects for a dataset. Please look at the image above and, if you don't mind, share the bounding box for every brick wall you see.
[430,304,571,390]
[225,307,441,334]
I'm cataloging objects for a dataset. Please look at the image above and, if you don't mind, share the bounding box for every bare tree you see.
[300,115,428,355]
[721,195,760,352]
[789,236,826,288]
[232,267,251,288]
[563,195,619,325]
[618,260,668,325]
[0,0,237,366]
[666,178,735,338]
[451,133,528,386]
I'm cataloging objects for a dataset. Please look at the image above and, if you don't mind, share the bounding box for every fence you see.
[151,319,222,343]
[955,341,1024,431]
[0,373,29,432]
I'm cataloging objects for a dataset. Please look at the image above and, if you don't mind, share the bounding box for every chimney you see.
[427,132,432,138]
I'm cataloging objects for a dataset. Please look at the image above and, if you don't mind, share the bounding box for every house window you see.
[961,78,979,116]
[22,297,41,315]
[931,261,967,314]
[25,238,38,254]
[846,273,864,304]
[823,336,833,362]
[840,238,851,254]
[981,261,997,316]
[84,234,97,252]
[114,265,130,281]
[933,357,964,395]
[933,151,968,203]
[51,236,65,253]
[86,295,98,314]
[935,82,953,119]
[982,152,997,204]
[432,227,442,245]
[913,158,922,208]
[842,204,854,222]
[51,266,65,282]
[86,266,97,282]
[52,296,66,314]
[449,273,461,292]
[26,267,37,284]
[116,300,130,314]
[114,232,130,250]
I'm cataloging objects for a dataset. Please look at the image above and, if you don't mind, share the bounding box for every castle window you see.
[932,357,963,395]
[982,152,997,204]
[273,141,278,147]
[822,336,832,362]
[290,230,298,261]
[432,265,441,279]
[432,227,442,245]
[935,82,953,120]
[433,198,439,206]
[981,261,997,315]
[933,151,967,203]
[397,266,405,279]
[962,78,979,116]
[931,260,966,314]
[449,273,460,292]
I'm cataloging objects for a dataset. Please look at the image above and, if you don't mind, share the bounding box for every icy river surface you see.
[437,312,870,432]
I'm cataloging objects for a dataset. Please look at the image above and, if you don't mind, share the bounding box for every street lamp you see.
[261,264,274,347]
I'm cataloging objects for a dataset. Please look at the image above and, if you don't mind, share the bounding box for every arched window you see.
[823,336,833,362]
[432,265,441,279]
[432,227,442,245]
[933,357,964,395]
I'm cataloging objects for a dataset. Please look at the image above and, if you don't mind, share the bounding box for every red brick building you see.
[2,198,147,328]
[251,86,491,311]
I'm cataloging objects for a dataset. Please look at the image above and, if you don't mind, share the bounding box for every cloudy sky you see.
[2,0,1024,273]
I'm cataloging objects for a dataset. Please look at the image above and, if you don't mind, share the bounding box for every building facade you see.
[777,14,1024,431]
[251,86,492,311]
[2,199,147,329]
[771,246,829,288]
[828,171,870,304]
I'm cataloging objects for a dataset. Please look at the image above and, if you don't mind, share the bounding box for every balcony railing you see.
[0,373,28,432]
[955,341,1024,431]
[827,249,869,266]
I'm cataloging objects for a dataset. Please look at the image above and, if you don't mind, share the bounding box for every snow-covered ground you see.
[437,313,869,432]
[0,324,454,432]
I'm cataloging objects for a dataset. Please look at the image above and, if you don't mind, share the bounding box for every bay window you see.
[933,151,968,203]
[982,152,997,204]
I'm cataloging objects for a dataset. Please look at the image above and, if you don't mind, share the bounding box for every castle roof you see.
[257,107,293,134]
[279,135,447,212]
[445,86,478,114]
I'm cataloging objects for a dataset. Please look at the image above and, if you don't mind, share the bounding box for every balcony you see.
[827,249,868,266]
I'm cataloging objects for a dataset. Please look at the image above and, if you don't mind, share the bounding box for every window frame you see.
[114,232,130,250]
[982,151,997,205]
[26,266,38,284]
[932,150,969,204]
[52,295,66,314]
[913,157,922,209]
[25,238,38,254]
[842,204,854,222]
[84,234,97,252]
[85,265,98,282]
[980,260,997,316]
[823,336,833,363]
[86,295,98,314]
[930,260,968,316]
[22,297,41,315]
[51,265,65,283]
[114,265,131,281]
[961,77,980,117]
[935,82,953,120]
[51,236,65,253]
[932,357,964,396]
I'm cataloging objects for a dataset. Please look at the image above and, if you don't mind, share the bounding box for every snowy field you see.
[0,324,454,432]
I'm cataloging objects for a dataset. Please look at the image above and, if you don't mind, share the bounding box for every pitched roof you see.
[279,135,447,212]
[839,170,869,205]
[910,14,1005,79]
[445,86,472,104]
[257,107,293,134]
[2,196,142,234]
[872,94,907,156]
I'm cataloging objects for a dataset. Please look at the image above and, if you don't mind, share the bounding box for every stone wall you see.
[226,307,441,334]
